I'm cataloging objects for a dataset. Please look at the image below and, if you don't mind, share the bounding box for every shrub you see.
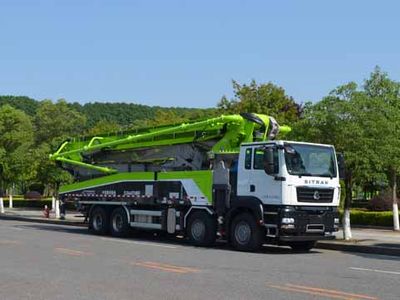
[3,200,51,208]
[340,210,397,227]
[24,191,42,200]
[2,199,75,210]
[368,190,394,211]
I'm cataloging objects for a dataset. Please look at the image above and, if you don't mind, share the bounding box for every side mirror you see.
[337,153,345,180]
[263,147,276,175]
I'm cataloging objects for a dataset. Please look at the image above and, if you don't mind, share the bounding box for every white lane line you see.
[350,267,400,276]
[100,237,178,249]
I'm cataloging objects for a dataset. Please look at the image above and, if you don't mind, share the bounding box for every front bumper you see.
[263,205,339,243]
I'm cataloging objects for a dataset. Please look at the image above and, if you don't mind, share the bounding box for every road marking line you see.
[268,284,353,300]
[267,284,378,300]
[285,284,378,300]
[0,240,21,245]
[134,262,188,274]
[133,261,199,274]
[350,267,400,276]
[141,261,199,273]
[54,247,93,256]
[100,237,177,249]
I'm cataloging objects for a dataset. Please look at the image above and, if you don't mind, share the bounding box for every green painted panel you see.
[60,172,154,193]
[158,170,213,203]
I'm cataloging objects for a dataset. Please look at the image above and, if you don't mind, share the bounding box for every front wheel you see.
[230,212,263,252]
[186,211,216,247]
[288,241,316,252]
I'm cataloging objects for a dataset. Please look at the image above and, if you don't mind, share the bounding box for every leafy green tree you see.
[293,67,400,233]
[0,105,36,195]
[34,99,87,145]
[291,82,384,239]
[86,119,121,136]
[78,102,213,128]
[34,143,73,197]
[0,96,39,116]
[362,67,400,230]
[33,99,87,196]
[217,80,302,124]
[146,109,190,127]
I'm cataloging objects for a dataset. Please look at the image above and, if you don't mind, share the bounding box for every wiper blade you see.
[319,173,334,178]
[290,171,313,177]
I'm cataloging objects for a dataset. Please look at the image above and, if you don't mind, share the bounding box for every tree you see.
[363,67,400,231]
[146,109,189,127]
[291,82,381,239]
[217,80,302,125]
[34,99,87,145]
[34,143,73,197]
[0,96,39,116]
[33,100,87,196]
[79,102,214,128]
[293,67,400,235]
[86,119,121,136]
[0,105,36,196]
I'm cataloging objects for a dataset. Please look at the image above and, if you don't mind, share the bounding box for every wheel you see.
[186,211,216,247]
[89,206,110,235]
[230,212,263,252]
[110,207,130,237]
[289,241,316,252]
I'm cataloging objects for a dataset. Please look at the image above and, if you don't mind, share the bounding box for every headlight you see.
[281,217,295,224]
[334,218,340,224]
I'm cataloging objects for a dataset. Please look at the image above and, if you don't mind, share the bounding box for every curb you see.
[0,214,86,227]
[316,241,400,257]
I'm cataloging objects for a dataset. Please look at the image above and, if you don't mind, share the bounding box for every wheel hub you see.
[93,214,103,231]
[112,215,123,232]
[235,221,251,245]
[191,220,205,241]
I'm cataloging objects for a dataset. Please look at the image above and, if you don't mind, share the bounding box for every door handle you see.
[250,185,255,192]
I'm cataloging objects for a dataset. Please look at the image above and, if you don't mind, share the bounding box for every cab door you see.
[237,146,282,205]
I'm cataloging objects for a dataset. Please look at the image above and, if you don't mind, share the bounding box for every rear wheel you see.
[289,241,316,252]
[186,211,216,247]
[230,212,263,252]
[89,206,110,235]
[110,207,130,237]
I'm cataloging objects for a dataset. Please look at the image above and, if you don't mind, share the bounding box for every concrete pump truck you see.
[50,113,343,252]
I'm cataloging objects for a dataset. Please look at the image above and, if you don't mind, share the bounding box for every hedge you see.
[2,199,75,210]
[340,210,399,227]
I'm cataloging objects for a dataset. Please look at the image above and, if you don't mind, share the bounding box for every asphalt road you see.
[0,219,399,300]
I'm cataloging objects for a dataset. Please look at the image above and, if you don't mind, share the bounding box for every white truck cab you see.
[231,140,341,250]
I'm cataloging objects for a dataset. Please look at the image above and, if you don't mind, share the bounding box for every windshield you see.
[284,143,337,178]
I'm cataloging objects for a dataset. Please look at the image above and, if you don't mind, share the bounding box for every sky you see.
[0,0,399,108]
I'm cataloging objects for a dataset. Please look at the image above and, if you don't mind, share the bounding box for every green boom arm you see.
[50,113,290,174]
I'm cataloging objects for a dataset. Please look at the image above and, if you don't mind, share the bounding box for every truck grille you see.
[296,187,334,203]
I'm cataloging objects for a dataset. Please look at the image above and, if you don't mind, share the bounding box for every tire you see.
[230,212,263,252]
[110,207,130,237]
[186,211,216,247]
[289,241,316,252]
[89,206,110,235]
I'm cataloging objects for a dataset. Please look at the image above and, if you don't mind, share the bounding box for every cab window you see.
[253,149,265,169]
[254,147,279,173]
